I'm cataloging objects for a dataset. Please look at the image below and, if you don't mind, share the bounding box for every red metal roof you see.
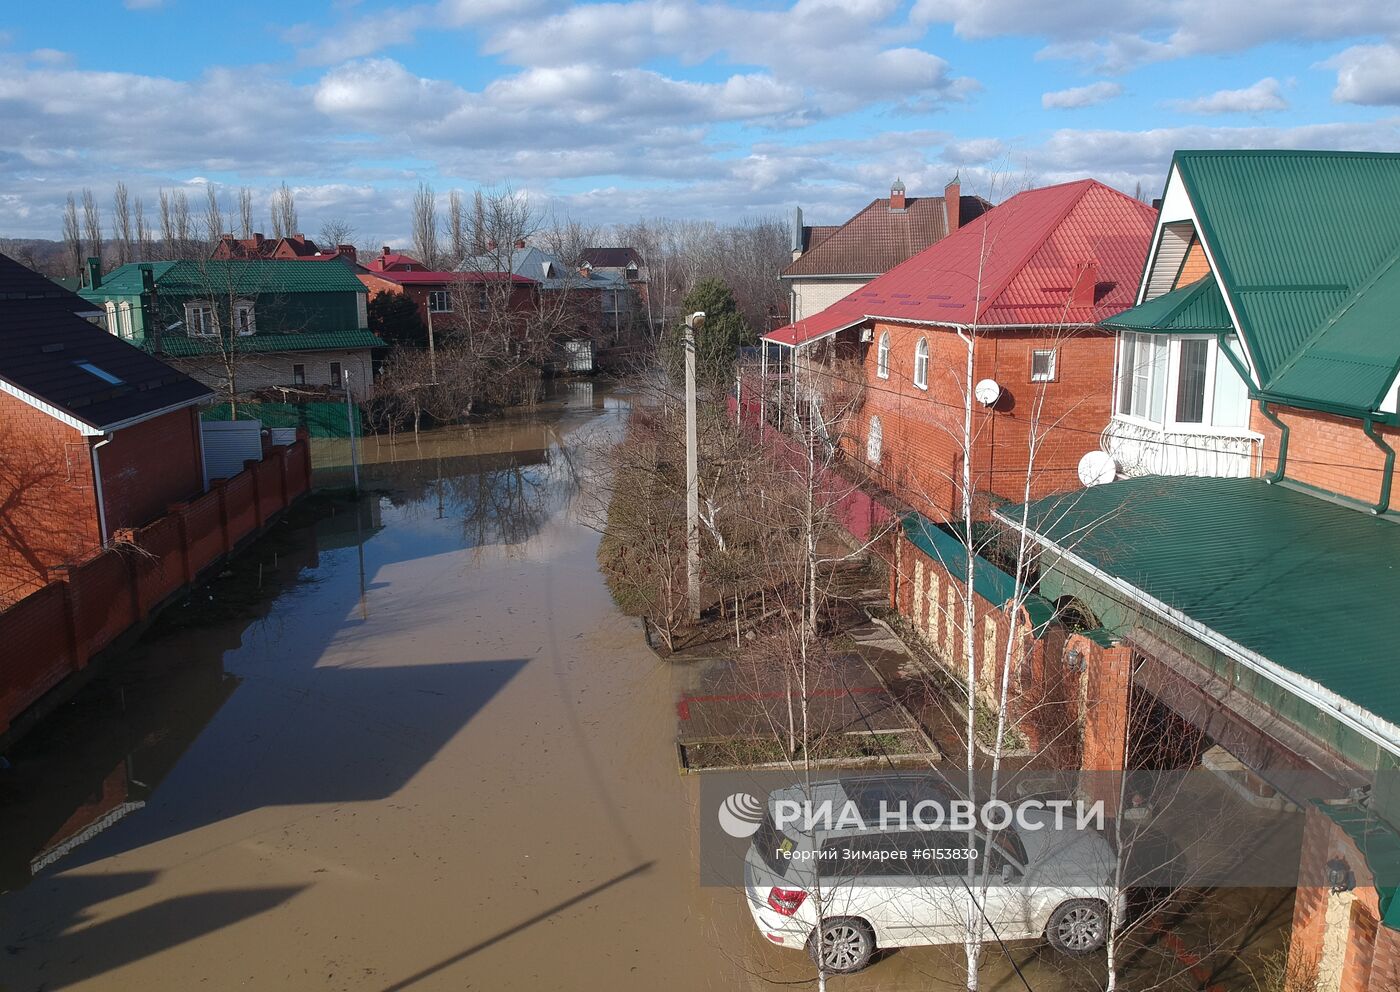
[371,270,534,285]
[764,180,1155,345]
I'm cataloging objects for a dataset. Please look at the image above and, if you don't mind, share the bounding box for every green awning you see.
[1315,801,1400,931]
[901,513,1055,635]
[1102,277,1234,335]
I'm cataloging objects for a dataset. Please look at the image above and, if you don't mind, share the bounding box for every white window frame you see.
[185,301,218,337]
[356,293,369,329]
[117,302,134,340]
[866,414,883,465]
[292,363,306,386]
[876,331,890,379]
[913,337,929,390]
[428,290,451,313]
[105,301,118,334]
[1113,331,1249,434]
[234,299,256,336]
[1030,347,1057,383]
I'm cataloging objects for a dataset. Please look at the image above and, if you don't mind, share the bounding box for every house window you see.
[117,302,134,340]
[185,302,217,337]
[428,290,451,313]
[356,293,369,329]
[866,415,883,465]
[1030,348,1057,382]
[913,337,929,389]
[1173,338,1209,423]
[876,331,890,379]
[1116,332,1166,422]
[234,301,256,336]
[105,302,117,334]
[293,363,306,386]
[330,362,342,388]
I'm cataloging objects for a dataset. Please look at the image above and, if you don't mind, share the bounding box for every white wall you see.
[790,278,868,321]
[175,348,376,397]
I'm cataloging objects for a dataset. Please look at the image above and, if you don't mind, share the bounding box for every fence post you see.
[297,427,312,496]
[214,479,231,554]
[277,446,290,509]
[113,527,146,622]
[48,566,85,671]
[169,502,194,585]
[246,459,264,529]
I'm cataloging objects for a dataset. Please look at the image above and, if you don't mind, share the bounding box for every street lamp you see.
[684,311,705,621]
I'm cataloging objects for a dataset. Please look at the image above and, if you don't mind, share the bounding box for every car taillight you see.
[767,887,807,916]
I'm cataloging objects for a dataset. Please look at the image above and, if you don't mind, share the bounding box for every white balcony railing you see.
[1102,417,1263,479]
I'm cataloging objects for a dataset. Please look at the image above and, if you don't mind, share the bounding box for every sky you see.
[2,0,1399,246]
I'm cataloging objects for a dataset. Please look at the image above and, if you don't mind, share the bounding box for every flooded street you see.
[1,383,1125,992]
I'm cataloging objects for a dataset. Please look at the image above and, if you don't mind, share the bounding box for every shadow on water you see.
[0,384,624,985]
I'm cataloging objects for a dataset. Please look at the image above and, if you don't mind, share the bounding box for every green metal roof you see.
[143,329,384,357]
[1006,475,1400,730]
[1315,800,1400,930]
[1171,150,1400,415]
[1102,276,1233,334]
[83,259,367,297]
[902,513,1056,635]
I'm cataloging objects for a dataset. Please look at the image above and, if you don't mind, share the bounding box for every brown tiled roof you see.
[782,195,991,278]
[799,225,840,253]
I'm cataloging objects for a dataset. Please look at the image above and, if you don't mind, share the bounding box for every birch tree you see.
[62,194,82,277]
[112,182,132,266]
[81,188,102,268]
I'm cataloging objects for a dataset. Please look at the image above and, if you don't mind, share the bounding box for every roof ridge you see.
[976,180,1095,321]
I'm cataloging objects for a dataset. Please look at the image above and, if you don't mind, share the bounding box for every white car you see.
[743,777,1121,974]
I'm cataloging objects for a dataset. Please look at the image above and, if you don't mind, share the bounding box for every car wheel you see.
[1045,899,1108,956]
[807,917,875,974]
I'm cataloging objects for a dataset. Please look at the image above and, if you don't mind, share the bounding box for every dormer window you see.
[234,300,256,336]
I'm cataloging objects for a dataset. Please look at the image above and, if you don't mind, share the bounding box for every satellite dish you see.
[973,378,1002,406]
[1077,450,1118,487]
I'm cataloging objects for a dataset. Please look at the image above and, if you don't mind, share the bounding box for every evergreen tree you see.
[666,277,752,386]
[368,291,428,348]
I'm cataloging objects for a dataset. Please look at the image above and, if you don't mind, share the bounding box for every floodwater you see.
[0,381,1179,992]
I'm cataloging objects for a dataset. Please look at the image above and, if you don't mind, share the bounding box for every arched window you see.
[117,302,134,339]
[913,337,929,389]
[105,301,118,334]
[876,331,890,379]
[866,414,883,465]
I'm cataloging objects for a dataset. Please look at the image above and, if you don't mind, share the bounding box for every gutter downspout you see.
[1362,417,1395,515]
[91,433,114,546]
[1258,401,1289,484]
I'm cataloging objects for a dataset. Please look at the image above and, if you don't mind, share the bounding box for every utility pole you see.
[684,311,705,622]
[344,369,360,494]
[426,303,438,384]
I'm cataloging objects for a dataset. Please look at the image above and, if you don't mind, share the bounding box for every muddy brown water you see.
[0,382,1170,991]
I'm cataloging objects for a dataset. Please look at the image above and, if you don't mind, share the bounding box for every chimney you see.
[86,256,101,290]
[791,206,804,259]
[889,178,906,211]
[253,233,264,245]
[1071,261,1097,308]
[515,239,526,249]
[292,233,304,241]
[944,174,961,232]
[382,246,391,257]
[338,245,357,261]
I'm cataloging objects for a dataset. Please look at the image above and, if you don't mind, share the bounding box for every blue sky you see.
[2,0,1399,244]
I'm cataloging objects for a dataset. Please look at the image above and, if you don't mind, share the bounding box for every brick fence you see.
[0,434,313,735]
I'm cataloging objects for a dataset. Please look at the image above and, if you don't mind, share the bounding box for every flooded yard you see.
[0,383,1265,992]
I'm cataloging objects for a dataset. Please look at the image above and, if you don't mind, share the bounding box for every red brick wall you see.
[849,321,1114,521]
[0,391,102,600]
[98,407,204,532]
[1250,403,1400,508]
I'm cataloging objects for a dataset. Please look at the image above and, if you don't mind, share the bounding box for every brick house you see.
[212,232,356,263]
[79,259,382,398]
[763,178,1156,522]
[995,151,1400,991]
[0,253,212,601]
[782,177,992,323]
[578,247,648,324]
[358,247,537,336]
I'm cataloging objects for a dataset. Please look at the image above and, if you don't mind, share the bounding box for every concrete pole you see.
[426,306,438,384]
[685,311,705,622]
[344,370,360,494]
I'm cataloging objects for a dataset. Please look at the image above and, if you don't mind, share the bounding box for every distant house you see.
[0,253,212,600]
[358,247,537,336]
[578,247,648,318]
[79,259,382,397]
[212,233,356,263]
[458,243,630,344]
[783,178,992,323]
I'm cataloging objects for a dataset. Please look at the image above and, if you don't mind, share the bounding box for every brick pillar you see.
[297,427,312,495]
[168,502,194,584]
[113,526,146,621]
[214,480,231,554]
[245,459,264,529]
[276,446,290,508]
[48,565,84,671]
[1079,641,1133,813]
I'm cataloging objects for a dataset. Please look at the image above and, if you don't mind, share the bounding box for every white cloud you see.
[1169,77,1288,114]
[1327,43,1400,106]
[1042,81,1122,109]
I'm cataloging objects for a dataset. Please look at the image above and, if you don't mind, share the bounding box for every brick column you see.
[1079,640,1133,813]
[245,459,264,529]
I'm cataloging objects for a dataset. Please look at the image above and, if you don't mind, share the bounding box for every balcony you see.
[1102,416,1263,479]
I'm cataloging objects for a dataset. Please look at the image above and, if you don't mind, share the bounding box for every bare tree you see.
[159,189,174,253]
[318,217,355,249]
[238,187,254,239]
[411,182,439,269]
[270,182,297,239]
[62,194,83,277]
[81,188,102,268]
[173,190,192,258]
[446,190,468,268]
[134,196,152,261]
[112,182,132,266]
[204,183,224,248]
